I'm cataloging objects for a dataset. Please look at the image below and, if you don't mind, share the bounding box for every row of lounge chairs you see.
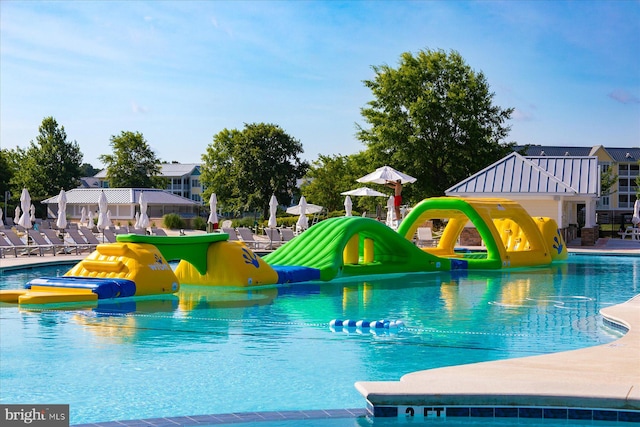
[0,226,169,258]
[221,227,296,250]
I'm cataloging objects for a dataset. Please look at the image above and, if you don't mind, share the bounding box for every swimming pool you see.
[0,254,638,425]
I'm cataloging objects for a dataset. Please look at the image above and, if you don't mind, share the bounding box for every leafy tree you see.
[0,149,13,201]
[357,48,515,202]
[600,163,618,198]
[80,163,100,177]
[302,152,378,213]
[201,123,308,219]
[9,117,83,214]
[99,131,164,188]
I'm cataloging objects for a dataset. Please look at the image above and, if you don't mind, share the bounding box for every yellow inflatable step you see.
[18,286,98,305]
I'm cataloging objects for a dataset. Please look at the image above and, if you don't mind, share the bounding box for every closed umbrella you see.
[96,191,109,231]
[30,204,36,223]
[138,192,150,230]
[344,196,353,217]
[0,207,3,226]
[18,188,32,230]
[87,210,93,228]
[56,189,67,230]
[207,193,219,229]
[79,207,87,227]
[134,212,140,229]
[356,165,417,184]
[386,196,395,227]
[14,206,21,225]
[632,199,640,226]
[268,194,278,229]
[295,196,309,232]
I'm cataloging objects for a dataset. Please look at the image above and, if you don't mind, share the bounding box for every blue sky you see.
[1,0,638,168]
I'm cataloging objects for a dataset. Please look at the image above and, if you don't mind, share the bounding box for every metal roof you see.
[515,145,594,157]
[93,163,201,179]
[42,188,198,205]
[446,152,599,196]
[605,147,640,163]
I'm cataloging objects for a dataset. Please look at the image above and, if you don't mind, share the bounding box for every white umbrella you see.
[268,194,278,229]
[138,192,150,229]
[56,189,67,230]
[30,204,36,222]
[79,207,87,226]
[356,165,417,184]
[632,199,640,225]
[14,205,21,225]
[386,196,395,227]
[96,191,109,231]
[344,195,353,217]
[18,188,32,230]
[207,193,219,227]
[341,187,388,197]
[295,196,309,232]
[134,212,140,229]
[0,207,3,225]
[87,210,93,228]
[286,201,323,215]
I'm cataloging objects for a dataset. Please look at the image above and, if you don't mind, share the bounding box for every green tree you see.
[600,163,618,199]
[201,123,308,219]
[9,117,83,213]
[302,152,375,213]
[80,163,100,177]
[357,48,515,203]
[0,149,13,201]
[99,131,164,188]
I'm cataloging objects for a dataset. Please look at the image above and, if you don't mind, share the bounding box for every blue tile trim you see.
[369,404,640,423]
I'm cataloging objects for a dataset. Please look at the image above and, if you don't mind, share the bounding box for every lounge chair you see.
[150,228,168,236]
[416,227,436,247]
[102,228,118,243]
[221,227,238,241]
[3,229,35,256]
[264,228,282,249]
[0,234,18,258]
[41,228,79,255]
[66,229,97,253]
[27,229,57,256]
[236,227,267,250]
[280,227,296,243]
[80,227,103,245]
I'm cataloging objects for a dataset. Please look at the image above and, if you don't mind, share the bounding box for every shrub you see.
[192,216,207,231]
[163,213,185,229]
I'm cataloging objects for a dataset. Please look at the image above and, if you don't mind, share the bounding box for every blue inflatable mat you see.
[271,266,321,284]
[26,277,137,299]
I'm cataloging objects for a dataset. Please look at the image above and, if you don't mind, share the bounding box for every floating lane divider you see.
[329,319,405,334]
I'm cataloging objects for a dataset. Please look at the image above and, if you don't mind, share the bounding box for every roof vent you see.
[540,150,545,156]
[626,152,633,159]
[565,152,570,156]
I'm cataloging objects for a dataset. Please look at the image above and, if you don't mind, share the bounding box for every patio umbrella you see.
[632,199,640,225]
[341,187,388,197]
[18,188,32,230]
[30,204,36,223]
[0,207,3,225]
[138,192,150,230]
[268,194,278,229]
[207,193,219,229]
[56,189,67,230]
[134,212,140,229]
[285,200,323,215]
[356,165,417,184]
[14,205,21,225]
[344,195,353,217]
[96,190,109,231]
[295,196,309,232]
[87,210,93,228]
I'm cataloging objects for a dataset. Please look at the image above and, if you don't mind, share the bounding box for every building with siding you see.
[93,163,204,205]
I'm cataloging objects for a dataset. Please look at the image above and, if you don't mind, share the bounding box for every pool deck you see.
[2,236,639,424]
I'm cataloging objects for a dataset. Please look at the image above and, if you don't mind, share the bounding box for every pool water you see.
[0,254,638,425]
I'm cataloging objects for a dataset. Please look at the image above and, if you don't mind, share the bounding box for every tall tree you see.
[302,152,373,213]
[201,123,308,219]
[99,131,164,188]
[357,48,515,202]
[9,117,83,210]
